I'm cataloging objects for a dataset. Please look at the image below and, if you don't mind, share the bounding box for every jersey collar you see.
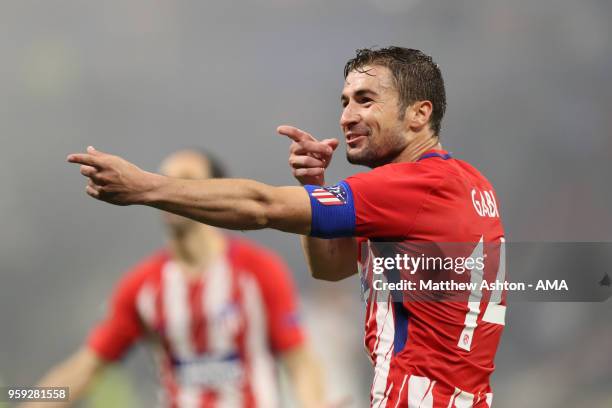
[416,149,452,162]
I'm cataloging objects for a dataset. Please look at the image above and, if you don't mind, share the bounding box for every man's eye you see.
[360,98,373,105]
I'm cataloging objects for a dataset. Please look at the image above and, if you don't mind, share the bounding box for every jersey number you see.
[457,237,506,351]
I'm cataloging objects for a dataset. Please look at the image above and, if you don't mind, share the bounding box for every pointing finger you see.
[67,153,102,168]
[277,125,317,143]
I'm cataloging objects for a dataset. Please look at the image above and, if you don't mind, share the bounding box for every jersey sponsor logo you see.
[175,352,244,386]
[311,185,347,206]
[471,188,500,218]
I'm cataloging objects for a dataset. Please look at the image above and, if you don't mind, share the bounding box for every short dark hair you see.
[344,47,446,135]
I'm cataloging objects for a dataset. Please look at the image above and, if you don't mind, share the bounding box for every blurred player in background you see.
[67,47,506,407]
[26,150,325,408]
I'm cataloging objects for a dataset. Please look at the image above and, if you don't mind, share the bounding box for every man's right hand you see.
[278,126,339,186]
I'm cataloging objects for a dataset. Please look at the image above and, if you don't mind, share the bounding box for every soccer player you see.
[27,150,325,408]
[67,47,506,407]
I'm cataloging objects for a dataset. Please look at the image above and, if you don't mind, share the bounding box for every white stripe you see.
[407,375,433,408]
[482,304,506,325]
[421,380,435,408]
[317,197,342,203]
[177,386,199,408]
[241,274,278,408]
[136,282,155,329]
[488,238,506,304]
[485,393,493,407]
[370,287,394,407]
[449,387,474,408]
[163,262,195,360]
[458,238,485,351]
[204,257,234,353]
[483,238,506,326]
[312,192,334,197]
[163,263,198,407]
[203,258,242,407]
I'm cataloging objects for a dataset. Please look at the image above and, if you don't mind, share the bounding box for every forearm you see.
[282,347,326,408]
[143,175,310,234]
[20,348,104,408]
[301,236,357,281]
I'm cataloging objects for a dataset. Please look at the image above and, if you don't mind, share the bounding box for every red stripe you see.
[154,268,179,407]
[188,280,207,354]
[200,390,218,407]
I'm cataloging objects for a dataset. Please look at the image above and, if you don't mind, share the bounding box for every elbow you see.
[242,184,281,230]
[235,192,275,230]
[310,268,348,282]
[309,259,357,282]
[243,183,310,234]
[259,201,298,233]
[311,273,339,282]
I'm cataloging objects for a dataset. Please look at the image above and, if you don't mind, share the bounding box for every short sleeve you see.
[345,165,439,238]
[86,261,153,361]
[249,248,305,353]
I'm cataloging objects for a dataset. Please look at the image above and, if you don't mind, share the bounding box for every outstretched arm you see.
[67,147,312,235]
[20,347,106,408]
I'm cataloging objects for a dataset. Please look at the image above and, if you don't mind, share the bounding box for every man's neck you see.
[167,224,226,279]
[393,132,442,164]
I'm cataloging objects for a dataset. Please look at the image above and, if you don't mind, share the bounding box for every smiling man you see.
[68,47,506,408]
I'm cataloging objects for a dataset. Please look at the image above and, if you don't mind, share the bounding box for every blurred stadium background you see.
[1,0,611,407]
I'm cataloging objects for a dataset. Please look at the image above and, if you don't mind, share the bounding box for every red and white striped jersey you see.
[87,237,304,408]
[306,150,506,407]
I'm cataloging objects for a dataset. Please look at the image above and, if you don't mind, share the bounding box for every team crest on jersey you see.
[311,185,347,206]
[212,302,242,336]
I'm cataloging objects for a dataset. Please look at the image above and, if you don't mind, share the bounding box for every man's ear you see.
[404,100,433,131]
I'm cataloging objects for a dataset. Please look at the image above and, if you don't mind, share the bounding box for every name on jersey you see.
[471,188,500,218]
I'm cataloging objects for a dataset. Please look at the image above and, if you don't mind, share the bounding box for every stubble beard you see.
[346,128,407,168]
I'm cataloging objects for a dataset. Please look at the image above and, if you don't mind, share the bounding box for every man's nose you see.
[340,104,360,129]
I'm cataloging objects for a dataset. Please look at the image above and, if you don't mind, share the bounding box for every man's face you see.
[159,151,211,233]
[340,65,408,168]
